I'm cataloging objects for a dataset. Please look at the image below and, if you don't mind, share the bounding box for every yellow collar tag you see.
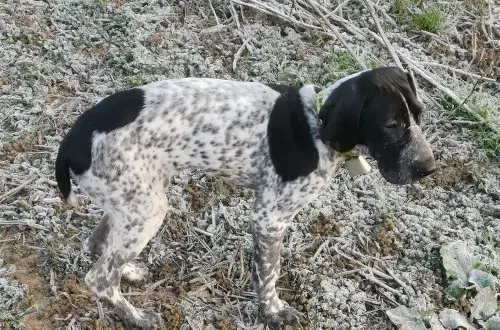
[340,153,372,178]
[315,89,325,113]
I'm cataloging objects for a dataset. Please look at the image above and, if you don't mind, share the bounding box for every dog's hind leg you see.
[84,182,168,329]
[84,214,149,282]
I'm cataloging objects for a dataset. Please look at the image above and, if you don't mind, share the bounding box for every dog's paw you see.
[261,302,304,329]
[123,308,164,329]
[122,262,149,282]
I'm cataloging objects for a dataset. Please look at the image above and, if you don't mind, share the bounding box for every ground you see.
[0,0,499,329]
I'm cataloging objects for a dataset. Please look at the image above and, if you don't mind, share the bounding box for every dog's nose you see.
[412,154,436,178]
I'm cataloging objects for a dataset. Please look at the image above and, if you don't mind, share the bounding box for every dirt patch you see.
[0,231,51,329]
[309,213,340,237]
[186,176,248,212]
[377,214,400,256]
[420,159,483,189]
[1,130,44,163]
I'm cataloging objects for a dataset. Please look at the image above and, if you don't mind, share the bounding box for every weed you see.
[126,74,149,87]
[465,0,486,15]
[413,9,445,33]
[275,69,303,88]
[389,0,445,34]
[440,96,500,161]
[318,51,361,85]
[377,212,399,255]
[390,0,413,23]
[329,51,359,72]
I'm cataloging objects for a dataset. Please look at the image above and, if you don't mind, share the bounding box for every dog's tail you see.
[55,135,77,206]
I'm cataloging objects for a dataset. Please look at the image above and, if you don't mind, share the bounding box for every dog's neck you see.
[298,70,370,145]
[299,70,371,126]
[298,71,373,178]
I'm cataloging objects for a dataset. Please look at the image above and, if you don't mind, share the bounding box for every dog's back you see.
[56,78,281,202]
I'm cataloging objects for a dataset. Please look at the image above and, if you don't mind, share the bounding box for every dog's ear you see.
[318,80,365,152]
[406,70,418,95]
[402,70,424,122]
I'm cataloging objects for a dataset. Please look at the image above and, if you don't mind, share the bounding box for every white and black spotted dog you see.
[55,66,436,329]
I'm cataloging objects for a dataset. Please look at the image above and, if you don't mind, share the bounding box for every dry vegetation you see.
[0,0,499,329]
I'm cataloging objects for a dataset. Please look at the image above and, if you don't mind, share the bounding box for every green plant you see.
[329,51,359,73]
[317,51,361,85]
[456,105,500,161]
[387,241,500,330]
[389,0,445,35]
[439,96,500,162]
[126,74,149,87]
[413,9,445,33]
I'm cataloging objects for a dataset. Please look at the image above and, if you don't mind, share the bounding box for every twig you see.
[360,271,400,295]
[288,0,297,17]
[454,65,492,112]
[97,300,105,319]
[330,267,368,278]
[50,269,58,296]
[384,267,416,297]
[230,2,242,31]
[0,176,37,203]
[0,220,48,231]
[239,241,245,281]
[420,62,497,83]
[325,0,349,19]
[191,226,214,237]
[399,53,499,134]
[303,0,367,69]
[146,278,170,291]
[230,0,320,31]
[363,0,402,69]
[230,3,254,54]
[208,0,221,26]
[233,37,252,72]
[311,239,330,261]
[335,247,393,280]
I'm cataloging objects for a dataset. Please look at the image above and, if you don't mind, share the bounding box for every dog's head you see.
[319,67,436,184]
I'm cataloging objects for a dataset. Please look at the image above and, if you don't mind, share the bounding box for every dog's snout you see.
[412,154,436,178]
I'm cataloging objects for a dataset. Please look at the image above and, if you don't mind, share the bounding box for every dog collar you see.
[315,89,371,178]
[315,89,325,114]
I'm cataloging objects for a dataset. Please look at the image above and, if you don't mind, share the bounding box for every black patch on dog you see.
[60,88,145,175]
[266,84,319,182]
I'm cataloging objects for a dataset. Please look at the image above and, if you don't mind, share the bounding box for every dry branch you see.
[363,0,402,69]
[400,53,500,135]
[303,0,367,69]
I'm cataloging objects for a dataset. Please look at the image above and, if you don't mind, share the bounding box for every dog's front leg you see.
[251,209,302,328]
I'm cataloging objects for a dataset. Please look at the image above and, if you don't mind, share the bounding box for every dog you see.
[55,66,436,329]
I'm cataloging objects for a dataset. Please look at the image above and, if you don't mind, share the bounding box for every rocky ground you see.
[0,0,499,329]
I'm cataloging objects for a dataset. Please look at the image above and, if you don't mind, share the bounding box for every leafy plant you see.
[387,241,500,330]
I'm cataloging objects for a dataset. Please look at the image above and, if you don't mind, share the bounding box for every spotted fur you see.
[55,67,436,329]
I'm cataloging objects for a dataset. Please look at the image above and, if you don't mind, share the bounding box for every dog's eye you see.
[385,122,398,129]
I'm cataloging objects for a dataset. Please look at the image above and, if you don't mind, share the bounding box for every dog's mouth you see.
[377,160,436,185]
[378,165,410,185]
